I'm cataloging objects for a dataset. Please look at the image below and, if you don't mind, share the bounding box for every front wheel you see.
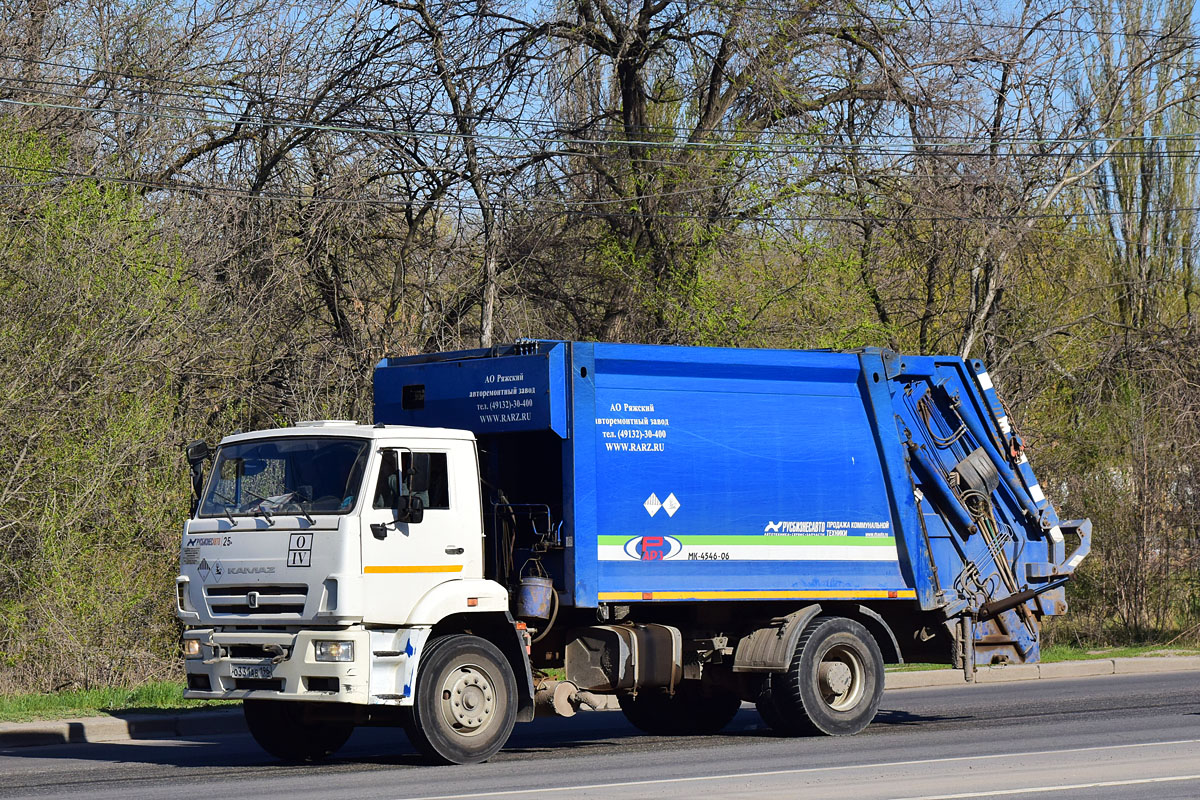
[243,699,354,761]
[758,616,884,736]
[406,634,518,765]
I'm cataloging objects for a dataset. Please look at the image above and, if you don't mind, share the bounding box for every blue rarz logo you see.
[623,535,683,561]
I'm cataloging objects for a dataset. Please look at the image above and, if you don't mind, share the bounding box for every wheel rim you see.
[439,663,497,737]
[817,643,865,711]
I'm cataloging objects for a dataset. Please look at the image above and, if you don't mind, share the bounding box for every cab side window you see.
[373,451,450,510]
[373,450,400,509]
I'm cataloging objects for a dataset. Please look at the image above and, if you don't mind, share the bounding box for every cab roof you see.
[218,420,476,447]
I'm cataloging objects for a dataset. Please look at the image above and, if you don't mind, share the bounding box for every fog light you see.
[182,639,202,657]
[314,641,354,662]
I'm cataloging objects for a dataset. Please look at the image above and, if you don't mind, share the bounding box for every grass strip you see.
[0,681,235,723]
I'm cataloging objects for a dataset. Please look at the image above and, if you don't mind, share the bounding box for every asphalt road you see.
[1,671,1197,800]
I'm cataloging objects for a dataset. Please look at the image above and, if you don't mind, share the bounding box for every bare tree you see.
[379,0,546,347]
[517,0,931,341]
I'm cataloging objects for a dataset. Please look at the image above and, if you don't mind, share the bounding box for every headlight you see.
[314,640,354,662]
[182,639,202,657]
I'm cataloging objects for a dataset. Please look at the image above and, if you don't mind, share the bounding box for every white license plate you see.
[231,664,274,680]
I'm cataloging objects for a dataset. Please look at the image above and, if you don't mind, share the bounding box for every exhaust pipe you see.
[533,680,608,717]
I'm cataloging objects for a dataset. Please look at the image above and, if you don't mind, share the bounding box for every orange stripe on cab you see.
[363,565,464,574]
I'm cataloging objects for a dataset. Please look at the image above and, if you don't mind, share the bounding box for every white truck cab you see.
[178,421,531,764]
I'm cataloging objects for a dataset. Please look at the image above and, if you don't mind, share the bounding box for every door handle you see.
[445,546,464,555]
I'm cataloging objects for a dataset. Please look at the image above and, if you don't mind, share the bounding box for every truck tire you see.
[406,634,518,765]
[758,615,884,736]
[619,683,742,735]
[243,699,354,761]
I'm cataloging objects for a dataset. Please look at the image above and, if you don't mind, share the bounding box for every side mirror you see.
[397,494,425,524]
[185,440,211,464]
[184,440,212,516]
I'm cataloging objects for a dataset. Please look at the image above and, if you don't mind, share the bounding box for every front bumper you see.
[182,627,432,706]
[183,629,371,704]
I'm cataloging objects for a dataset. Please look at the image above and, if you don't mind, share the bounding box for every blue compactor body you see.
[376,340,1089,676]
[184,339,1093,766]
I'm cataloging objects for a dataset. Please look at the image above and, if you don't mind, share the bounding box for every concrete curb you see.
[2,656,1197,750]
[0,708,243,749]
[883,654,1200,690]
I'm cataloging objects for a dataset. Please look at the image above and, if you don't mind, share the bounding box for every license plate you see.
[231,663,274,680]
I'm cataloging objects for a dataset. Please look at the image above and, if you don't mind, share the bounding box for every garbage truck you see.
[177,341,1091,764]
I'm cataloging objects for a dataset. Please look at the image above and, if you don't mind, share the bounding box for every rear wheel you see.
[619,683,742,735]
[406,634,517,765]
[757,616,884,736]
[243,700,354,761]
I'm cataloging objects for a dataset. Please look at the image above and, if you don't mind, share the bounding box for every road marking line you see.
[889,773,1200,799]
[394,738,1200,800]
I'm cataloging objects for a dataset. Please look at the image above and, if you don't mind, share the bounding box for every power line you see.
[677,0,1200,44]
[5,158,1200,225]
[9,84,1200,202]
[0,25,1189,149]
[12,76,1200,208]
[11,87,1200,162]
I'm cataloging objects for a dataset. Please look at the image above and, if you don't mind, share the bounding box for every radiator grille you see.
[205,584,308,616]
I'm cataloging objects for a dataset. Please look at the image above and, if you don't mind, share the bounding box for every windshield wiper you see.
[290,489,316,525]
[243,490,276,525]
[210,491,237,524]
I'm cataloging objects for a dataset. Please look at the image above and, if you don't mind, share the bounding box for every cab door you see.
[360,441,481,623]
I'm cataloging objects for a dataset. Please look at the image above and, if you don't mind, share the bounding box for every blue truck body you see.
[375,340,1090,668]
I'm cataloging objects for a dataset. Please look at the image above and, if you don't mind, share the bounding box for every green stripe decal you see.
[596,534,895,546]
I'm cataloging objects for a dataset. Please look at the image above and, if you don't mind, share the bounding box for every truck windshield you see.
[199,437,370,518]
